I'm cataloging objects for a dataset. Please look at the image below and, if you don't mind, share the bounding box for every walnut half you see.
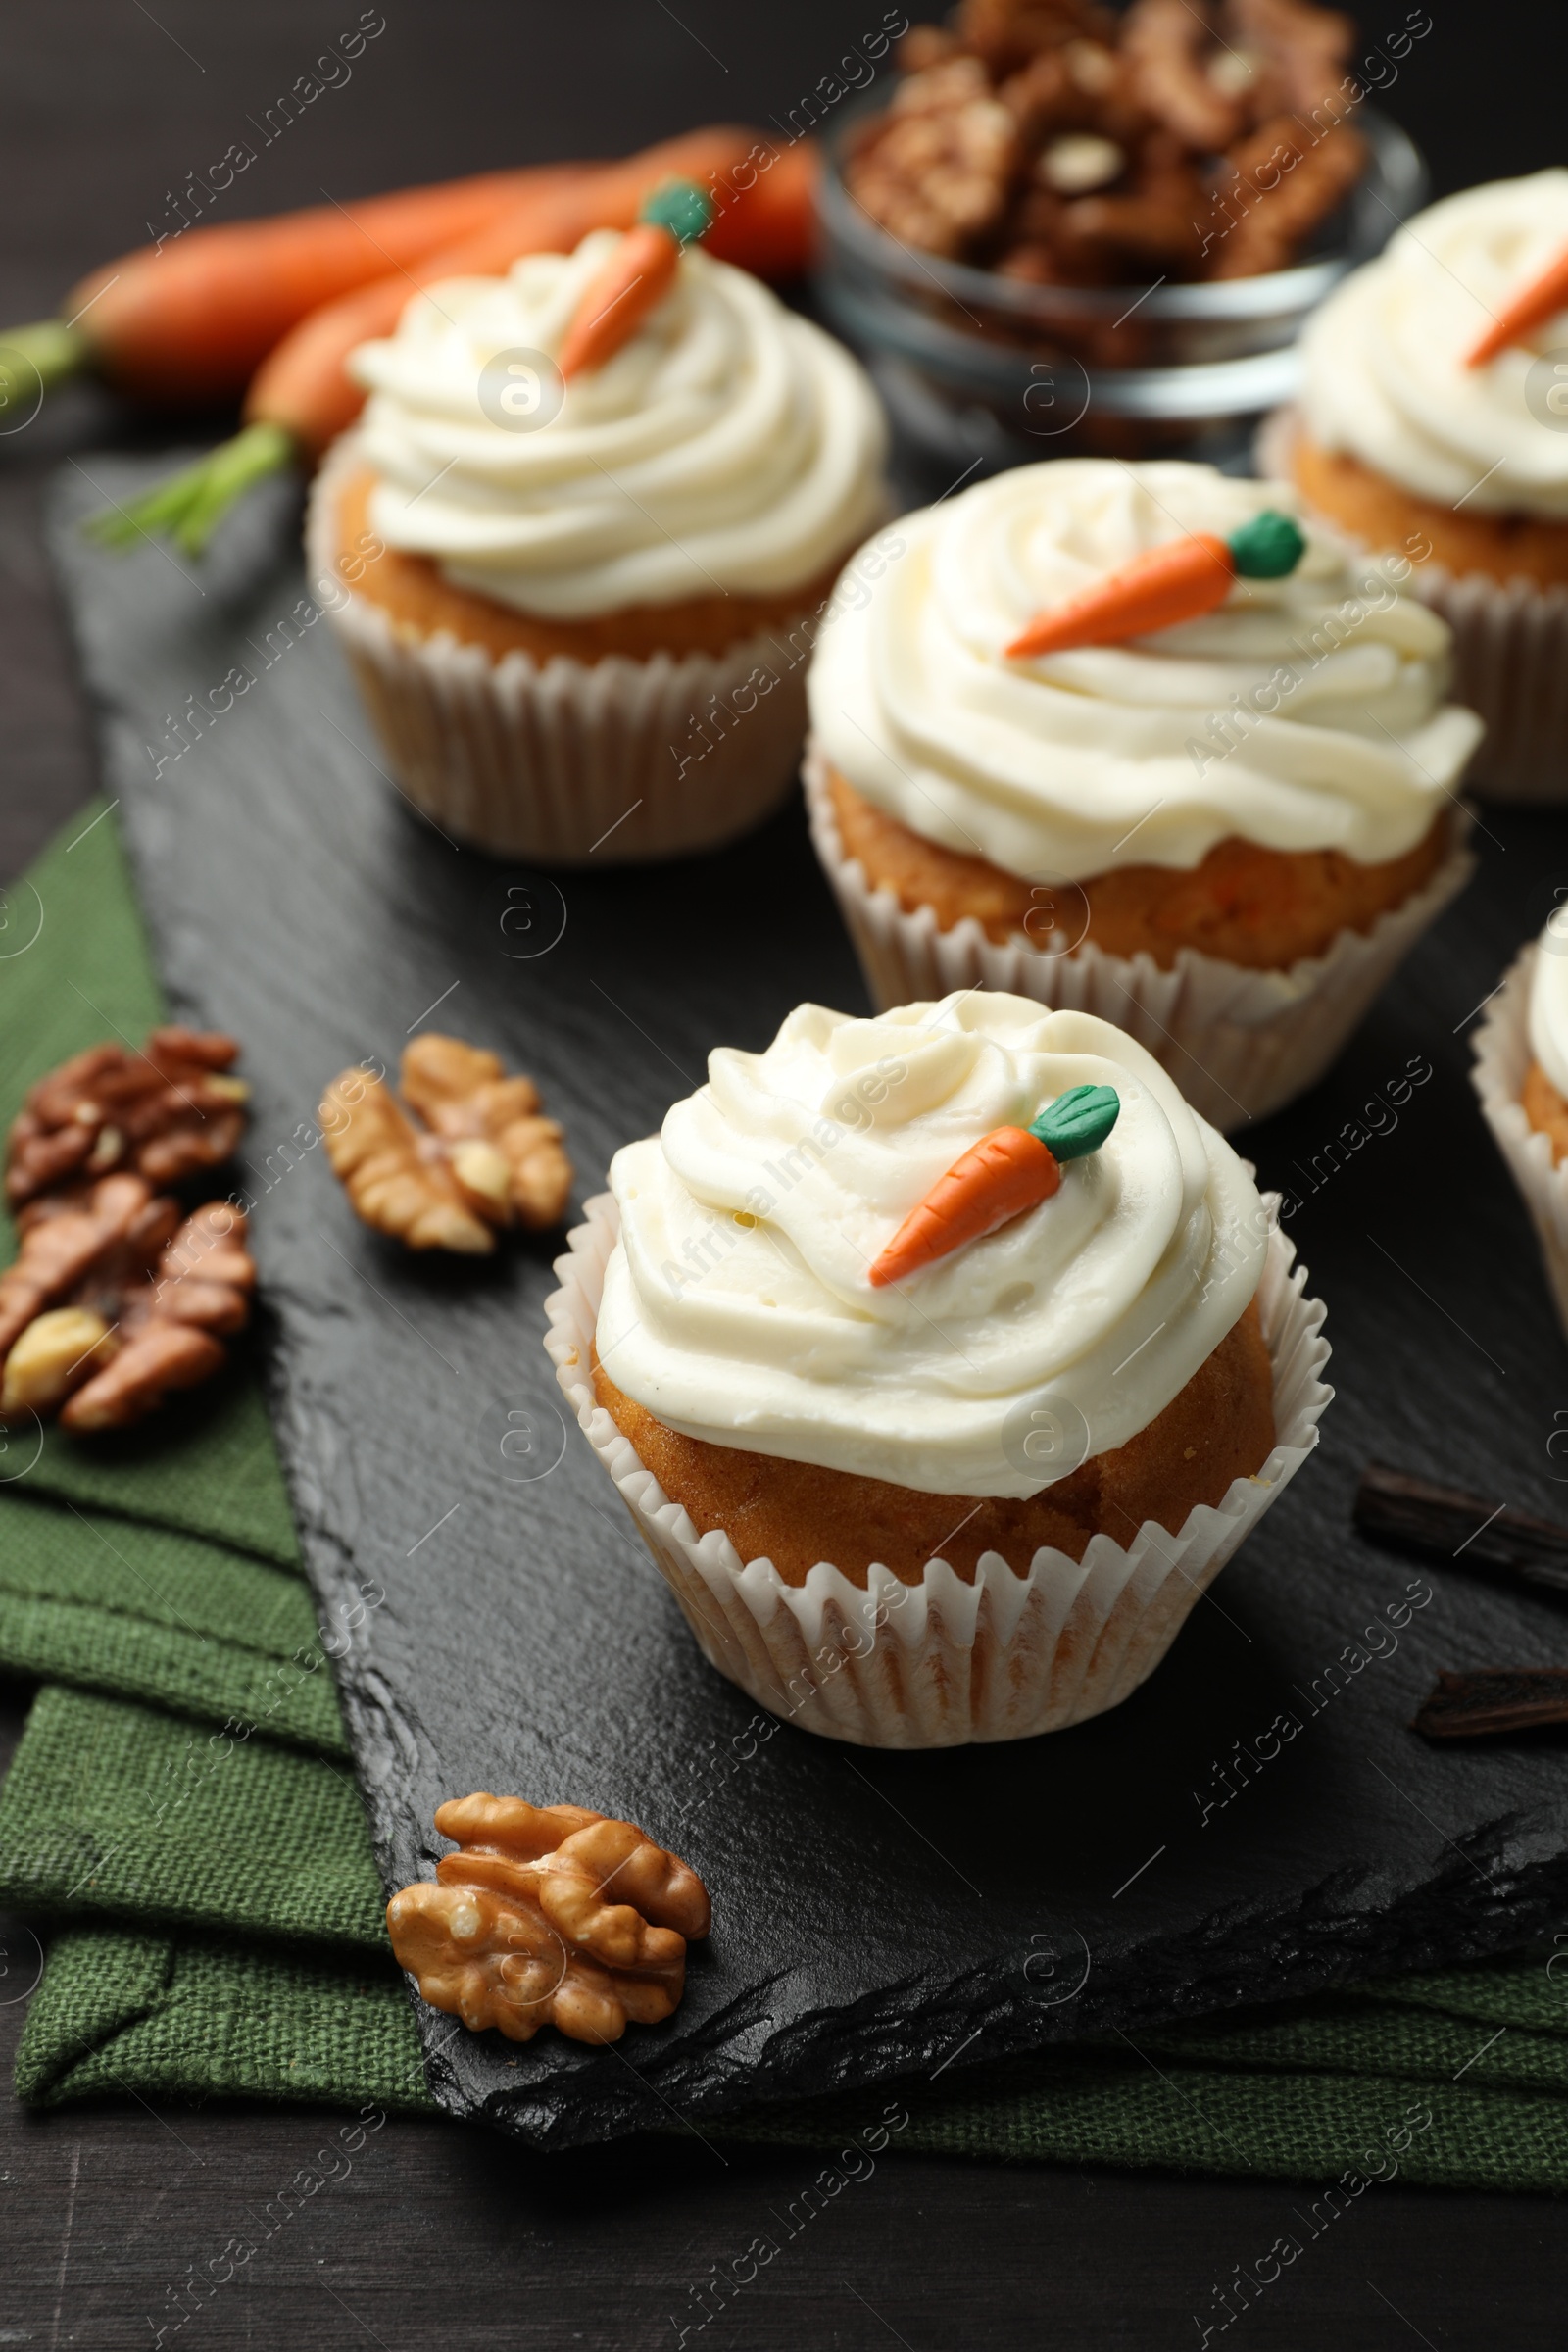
[0,1174,255,1429]
[5,1026,248,1210]
[321,1035,573,1254]
[386,1794,711,2045]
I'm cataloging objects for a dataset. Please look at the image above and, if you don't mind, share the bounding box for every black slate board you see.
[45,456,1568,2150]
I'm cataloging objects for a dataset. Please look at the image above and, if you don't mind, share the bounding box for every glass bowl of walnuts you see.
[816,0,1427,476]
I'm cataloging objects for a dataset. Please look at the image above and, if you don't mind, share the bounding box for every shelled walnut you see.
[1,1026,254,1433]
[845,0,1364,286]
[1206,106,1367,276]
[321,1035,573,1254]
[6,1026,248,1211]
[0,1174,255,1429]
[387,1795,711,2045]
[851,57,1022,255]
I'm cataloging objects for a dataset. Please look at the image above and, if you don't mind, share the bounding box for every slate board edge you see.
[455,1819,1568,2147]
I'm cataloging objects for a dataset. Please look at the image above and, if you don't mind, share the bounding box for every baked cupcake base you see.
[805,743,1475,1134]
[593,1296,1274,1586]
[544,1195,1332,1749]
[1262,407,1568,807]
[823,766,1449,973]
[1471,943,1568,1336]
[307,438,828,864]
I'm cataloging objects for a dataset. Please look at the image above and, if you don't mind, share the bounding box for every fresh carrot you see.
[91,125,804,553]
[867,1085,1121,1289]
[5,166,596,413]
[1005,511,1306,660]
[558,181,713,379]
[1466,239,1568,368]
[703,138,821,281]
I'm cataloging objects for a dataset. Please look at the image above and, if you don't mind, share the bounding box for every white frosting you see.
[348,231,889,618]
[598,993,1269,1501]
[808,461,1481,884]
[1528,921,1568,1100]
[1299,172,1568,518]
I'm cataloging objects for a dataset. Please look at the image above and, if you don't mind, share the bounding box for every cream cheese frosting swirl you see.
[808,461,1481,884]
[348,231,888,618]
[1528,917,1568,1101]
[1299,172,1568,519]
[599,993,1271,1501]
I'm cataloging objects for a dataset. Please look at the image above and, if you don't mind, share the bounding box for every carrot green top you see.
[638,179,714,245]
[1028,1083,1120,1158]
[1226,509,1305,579]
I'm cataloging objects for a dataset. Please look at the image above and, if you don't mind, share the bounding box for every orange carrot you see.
[704,139,821,280]
[91,127,818,553]
[557,179,715,379]
[867,1085,1121,1288]
[1006,534,1235,660]
[13,167,594,411]
[1466,239,1568,368]
[559,220,684,379]
[1004,511,1307,660]
[869,1129,1059,1288]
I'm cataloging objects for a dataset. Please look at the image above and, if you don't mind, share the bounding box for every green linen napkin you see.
[5,800,1568,2189]
[0,1488,338,1750]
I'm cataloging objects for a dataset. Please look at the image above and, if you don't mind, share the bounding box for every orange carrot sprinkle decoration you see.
[1005,534,1235,660]
[867,1085,1120,1289]
[869,1129,1057,1288]
[1466,239,1568,368]
[1004,511,1306,661]
[557,178,713,380]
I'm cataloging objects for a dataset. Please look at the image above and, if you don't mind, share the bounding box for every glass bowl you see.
[813,92,1428,480]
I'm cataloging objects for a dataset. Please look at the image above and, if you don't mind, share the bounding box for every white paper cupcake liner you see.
[1260,406,1568,806]
[543,1195,1332,1749]
[306,439,813,863]
[804,745,1474,1135]
[1470,944,1568,1333]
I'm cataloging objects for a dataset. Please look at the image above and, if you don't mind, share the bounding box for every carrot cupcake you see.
[1472,920,1568,1335]
[805,459,1482,1131]
[1275,171,1568,801]
[307,186,889,861]
[545,991,1331,1747]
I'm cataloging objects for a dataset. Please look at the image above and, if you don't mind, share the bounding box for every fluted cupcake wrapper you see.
[804,744,1474,1135]
[1417,569,1568,806]
[542,1194,1332,1750]
[1470,944,1568,1333]
[1261,406,1568,807]
[307,440,811,864]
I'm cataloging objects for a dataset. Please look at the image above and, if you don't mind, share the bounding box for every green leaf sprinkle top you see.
[1227,509,1306,580]
[639,178,714,246]
[1030,1084,1120,1162]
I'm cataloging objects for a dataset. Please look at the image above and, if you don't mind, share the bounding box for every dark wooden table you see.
[4,5,1566,2343]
